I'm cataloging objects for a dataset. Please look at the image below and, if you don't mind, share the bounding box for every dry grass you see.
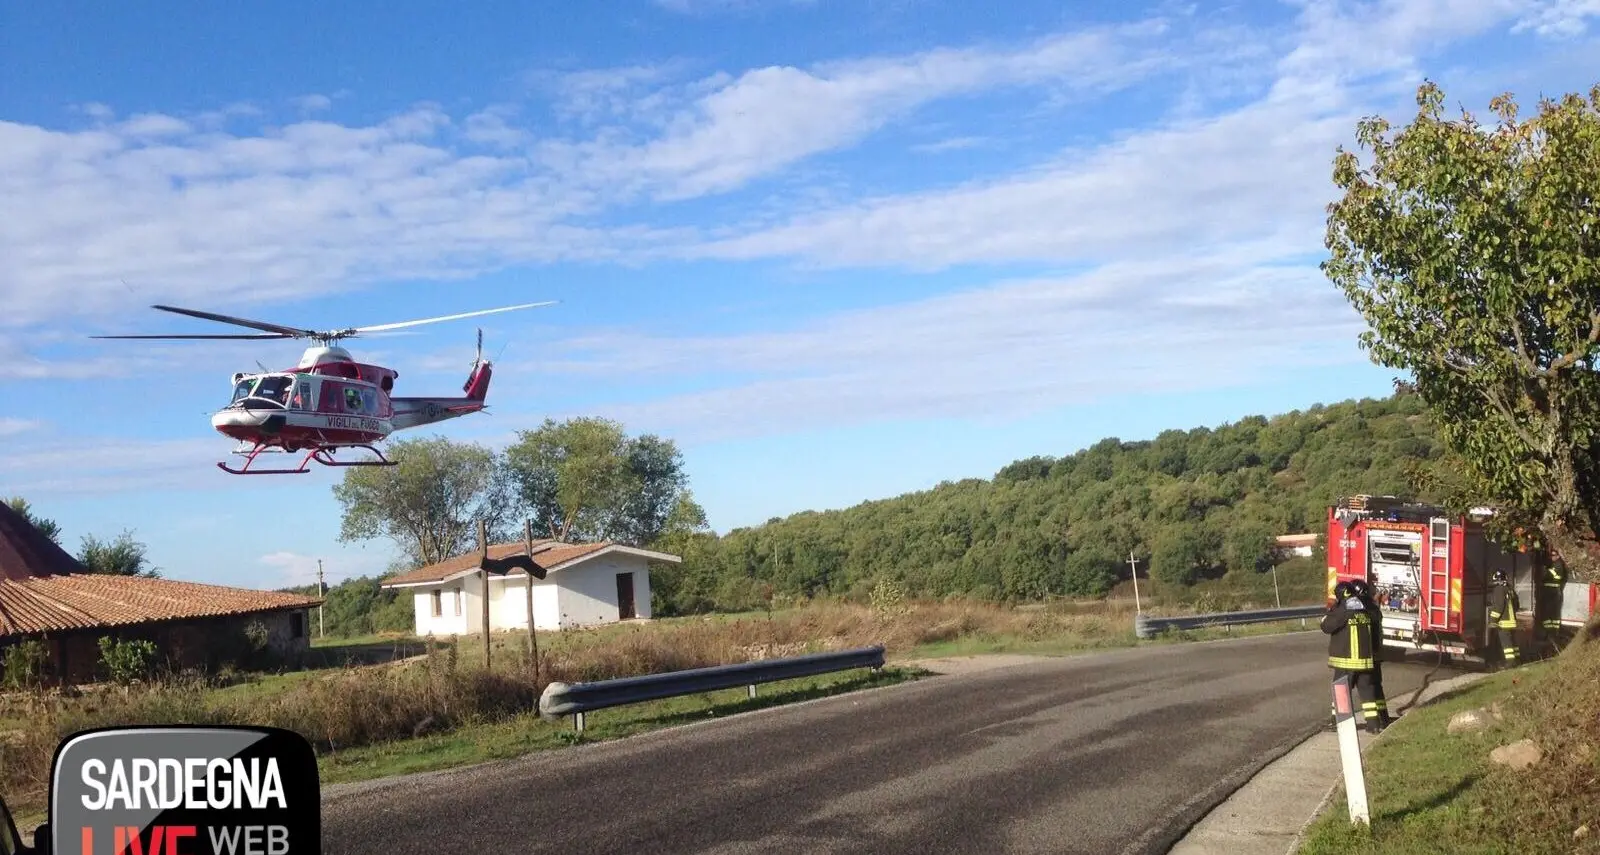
[0,598,1138,811]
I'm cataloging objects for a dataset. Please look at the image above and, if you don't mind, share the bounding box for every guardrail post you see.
[748,684,757,699]
[574,712,586,734]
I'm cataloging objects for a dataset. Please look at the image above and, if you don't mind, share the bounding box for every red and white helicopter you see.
[92,302,553,475]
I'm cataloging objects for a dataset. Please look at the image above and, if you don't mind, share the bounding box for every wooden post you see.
[525,518,540,685]
[479,519,491,670]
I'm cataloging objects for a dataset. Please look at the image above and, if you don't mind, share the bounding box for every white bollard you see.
[1331,674,1370,825]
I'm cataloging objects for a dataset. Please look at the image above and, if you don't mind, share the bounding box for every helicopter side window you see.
[230,379,256,403]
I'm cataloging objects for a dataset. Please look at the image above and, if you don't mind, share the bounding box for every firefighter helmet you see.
[1349,578,1372,598]
[1492,569,1509,585]
[1333,580,1357,602]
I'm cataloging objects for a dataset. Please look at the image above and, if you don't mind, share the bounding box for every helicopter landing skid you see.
[218,444,397,475]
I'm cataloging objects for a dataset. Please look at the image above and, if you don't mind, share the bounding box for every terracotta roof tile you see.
[382,540,614,586]
[0,574,322,638]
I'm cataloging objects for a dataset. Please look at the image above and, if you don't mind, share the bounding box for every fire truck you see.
[1326,495,1598,661]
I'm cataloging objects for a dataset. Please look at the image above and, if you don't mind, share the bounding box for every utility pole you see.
[1128,551,1142,613]
[479,519,491,671]
[524,518,540,685]
[316,560,325,639]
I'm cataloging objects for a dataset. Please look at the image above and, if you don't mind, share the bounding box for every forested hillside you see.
[652,389,1445,613]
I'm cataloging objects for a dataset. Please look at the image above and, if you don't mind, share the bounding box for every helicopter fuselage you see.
[212,346,491,455]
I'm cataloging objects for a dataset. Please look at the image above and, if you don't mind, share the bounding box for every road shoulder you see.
[1167,667,1489,855]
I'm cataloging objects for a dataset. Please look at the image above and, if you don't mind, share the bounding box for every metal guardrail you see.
[1135,604,1326,639]
[539,645,887,731]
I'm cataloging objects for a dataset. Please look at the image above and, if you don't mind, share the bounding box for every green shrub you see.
[2,640,48,690]
[98,637,158,685]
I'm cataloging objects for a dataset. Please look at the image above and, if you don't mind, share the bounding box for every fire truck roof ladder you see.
[1425,517,1451,629]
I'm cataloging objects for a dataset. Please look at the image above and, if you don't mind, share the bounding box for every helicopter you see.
[91,301,555,475]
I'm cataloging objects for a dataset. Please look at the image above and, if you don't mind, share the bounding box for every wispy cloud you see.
[652,0,817,15]
[0,417,42,437]
[488,246,1368,442]
[0,16,1232,331]
[259,549,389,587]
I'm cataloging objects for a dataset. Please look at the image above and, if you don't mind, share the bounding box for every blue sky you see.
[3,0,1598,589]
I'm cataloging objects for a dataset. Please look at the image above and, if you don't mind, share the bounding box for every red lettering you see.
[114,827,125,855]
[164,827,195,855]
[82,827,93,855]
[127,826,146,855]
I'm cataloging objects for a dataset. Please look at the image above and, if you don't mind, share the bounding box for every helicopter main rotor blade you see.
[150,305,318,338]
[350,301,557,334]
[90,333,294,340]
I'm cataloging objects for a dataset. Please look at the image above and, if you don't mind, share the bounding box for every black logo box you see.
[49,726,320,855]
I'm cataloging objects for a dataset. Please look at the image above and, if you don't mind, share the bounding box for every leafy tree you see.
[332,436,515,568]
[1324,81,1600,580]
[78,530,159,577]
[503,417,704,545]
[1225,520,1278,574]
[6,497,61,545]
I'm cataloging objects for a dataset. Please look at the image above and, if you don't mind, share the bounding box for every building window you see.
[453,587,462,615]
[291,612,305,639]
[431,589,443,617]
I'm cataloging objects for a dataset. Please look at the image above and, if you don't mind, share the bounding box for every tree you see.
[332,436,515,568]
[78,530,159,577]
[503,417,704,544]
[1323,80,1600,580]
[6,497,61,545]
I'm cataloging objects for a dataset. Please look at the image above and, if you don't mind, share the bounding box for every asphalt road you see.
[321,633,1461,855]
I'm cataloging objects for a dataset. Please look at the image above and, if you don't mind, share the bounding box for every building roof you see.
[0,499,322,639]
[381,539,683,588]
[0,500,81,581]
[0,574,324,638]
[1275,533,1320,547]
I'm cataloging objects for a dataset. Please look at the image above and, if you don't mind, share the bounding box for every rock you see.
[1487,702,1504,721]
[1448,709,1493,734]
[1575,825,1590,841]
[1490,738,1544,770]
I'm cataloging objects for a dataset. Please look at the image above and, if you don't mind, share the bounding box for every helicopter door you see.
[291,379,314,411]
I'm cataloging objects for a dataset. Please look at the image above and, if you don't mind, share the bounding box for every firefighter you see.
[1488,569,1520,669]
[1350,577,1393,726]
[1536,556,1567,650]
[1322,580,1384,733]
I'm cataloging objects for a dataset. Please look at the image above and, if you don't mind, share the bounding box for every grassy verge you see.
[1297,641,1600,854]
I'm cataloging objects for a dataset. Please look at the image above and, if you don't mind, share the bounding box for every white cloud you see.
[482,244,1369,443]
[652,0,816,14]
[541,18,1231,201]
[0,436,232,496]
[1513,0,1600,36]
[293,94,334,113]
[0,417,42,437]
[259,549,389,587]
[0,18,1232,330]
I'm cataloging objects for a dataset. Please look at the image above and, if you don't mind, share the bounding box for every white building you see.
[380,539,682,635]
[1274,533,1319,559]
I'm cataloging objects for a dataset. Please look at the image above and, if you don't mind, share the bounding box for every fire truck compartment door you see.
[1561,582,1593,624]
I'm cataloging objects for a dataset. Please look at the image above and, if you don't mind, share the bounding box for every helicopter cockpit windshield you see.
[230,375,294,409]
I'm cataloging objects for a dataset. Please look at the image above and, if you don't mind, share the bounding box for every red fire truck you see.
[1326,495,1598,661]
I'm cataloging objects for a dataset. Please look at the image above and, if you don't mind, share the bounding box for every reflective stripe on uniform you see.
[1329,655,1373,670]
